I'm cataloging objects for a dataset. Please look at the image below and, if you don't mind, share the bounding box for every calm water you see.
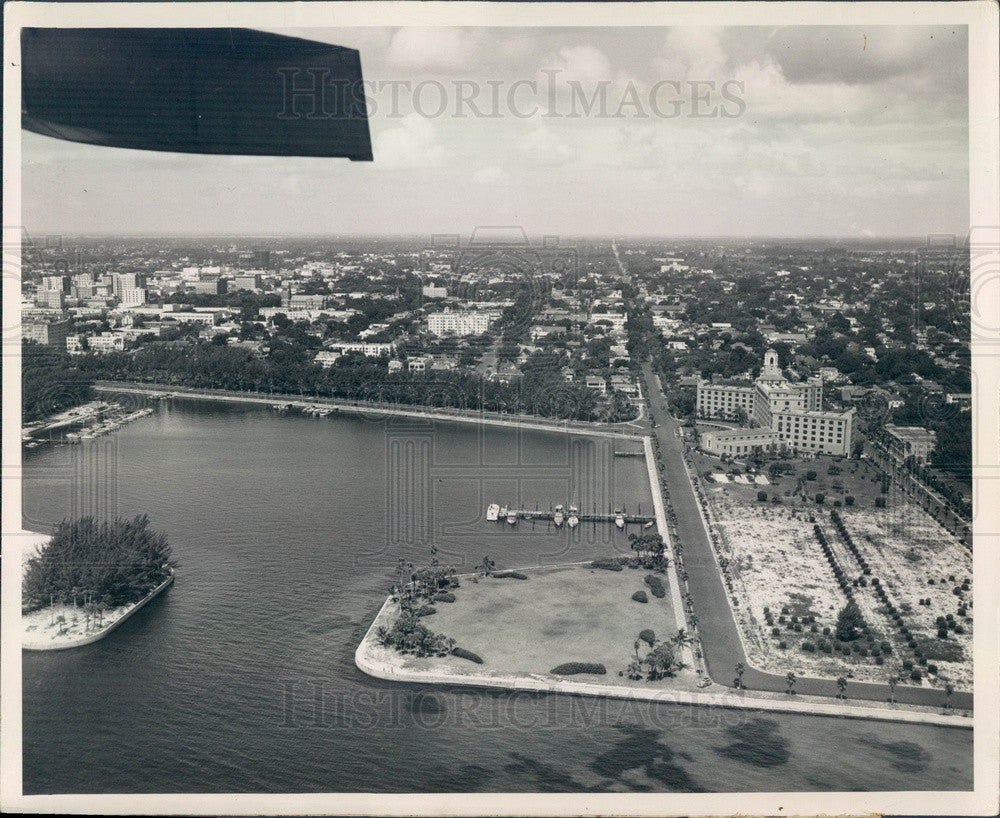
[21,400,972,793]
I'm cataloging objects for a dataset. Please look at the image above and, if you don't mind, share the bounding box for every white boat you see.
[567,505,579,528]
[643,520,656,529]
[615,508,625,529]
[553,504,564,526]
[506,511,518,525]
[499,504,508,518]
[486,503,500,522]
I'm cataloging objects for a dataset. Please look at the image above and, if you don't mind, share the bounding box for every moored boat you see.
[615,508,625,529]
[567,505,579,528]
[506,511,518,525]
[553,504,564,526]
[486,503,500,522]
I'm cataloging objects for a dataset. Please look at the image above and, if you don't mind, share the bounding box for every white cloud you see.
[385,28,480,71]
[372,114,445,170]
[472,165,511,185]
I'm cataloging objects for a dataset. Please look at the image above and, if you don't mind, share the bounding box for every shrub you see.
[875,497,886,508]
[835,601,865,642]
[434,592,456,603]
[822,626,831,636]
[550,662,606,676]
[757,491,768,502]
[778,640,788,649]
[451,647,483,664]
[954,625,965,634]
[910,670,922,681]
[902,659,914,670]
[806,470,817,481]
[416,605,437,617]
[644,575,666,598]
[927,664,938,674]
[589,558,625,571]
[494,571,528,580]
[772,627,781,636]
[815,494,825,504]
[880,641,892,653]
[845,495,855,506]
[875,656,884,665]
[802,641,816,652]
[632,590,649,603]
[639,629,656,646]
[810,624,818,633]
[937,627,948,639]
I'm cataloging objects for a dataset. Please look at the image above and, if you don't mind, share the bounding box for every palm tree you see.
[944,682,955,710]
[734,661,745,690]
[671,628,693,650]
[836,676,848,700]
[785,671,796,695]
[478,556,495,577]
[887,675,898,704]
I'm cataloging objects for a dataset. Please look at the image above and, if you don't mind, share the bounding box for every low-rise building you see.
[884,424,937,463]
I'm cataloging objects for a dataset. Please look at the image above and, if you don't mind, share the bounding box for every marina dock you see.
[486,504,656,527]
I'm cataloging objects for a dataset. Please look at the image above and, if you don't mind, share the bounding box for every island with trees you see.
[21,515,176,650]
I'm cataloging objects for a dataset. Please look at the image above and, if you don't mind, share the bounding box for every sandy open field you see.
[692,448,972,691]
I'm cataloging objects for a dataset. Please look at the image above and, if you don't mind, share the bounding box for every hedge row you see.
[451,647,483,664]
[550,662,607,676]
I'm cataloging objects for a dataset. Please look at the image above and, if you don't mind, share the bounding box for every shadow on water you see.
[858,734,931,773]
[589,724,706,792]
[713,718,791,768]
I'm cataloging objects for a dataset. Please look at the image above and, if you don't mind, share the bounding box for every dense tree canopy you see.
[23,515,174,610]
[22,341,92,423]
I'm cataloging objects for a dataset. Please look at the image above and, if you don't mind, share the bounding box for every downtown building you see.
[426,308,499,336]
[698,349,854,457]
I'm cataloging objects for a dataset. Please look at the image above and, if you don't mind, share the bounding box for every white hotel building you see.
[426,309,499,336]
[698,349,854,457]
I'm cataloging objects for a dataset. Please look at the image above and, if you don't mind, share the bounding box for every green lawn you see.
[387,563,696,688]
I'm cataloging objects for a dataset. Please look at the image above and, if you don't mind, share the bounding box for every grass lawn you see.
[373,563,698,690]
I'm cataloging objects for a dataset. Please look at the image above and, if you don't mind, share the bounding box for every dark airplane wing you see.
[21,28,373,160]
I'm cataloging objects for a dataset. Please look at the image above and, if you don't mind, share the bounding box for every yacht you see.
[553,504,564,526]
[486,503,500,522]
[506,509,518,525]
[567,505,579,528]
[614,508,625,529]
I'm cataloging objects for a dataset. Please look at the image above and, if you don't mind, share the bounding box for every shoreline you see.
[22,571,175,651]
[354,591,971,729]
[91,382,647,442]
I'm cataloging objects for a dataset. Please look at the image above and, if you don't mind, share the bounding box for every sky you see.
[20,25,969,239]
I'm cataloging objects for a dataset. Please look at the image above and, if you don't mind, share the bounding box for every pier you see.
[487,505,656,527]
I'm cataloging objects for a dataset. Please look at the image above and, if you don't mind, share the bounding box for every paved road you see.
[641,362,973,712]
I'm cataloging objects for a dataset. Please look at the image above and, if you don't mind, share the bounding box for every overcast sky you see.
[21,25,969,239]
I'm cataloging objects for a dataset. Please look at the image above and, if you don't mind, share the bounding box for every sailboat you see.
[567,505,579,528]
[553,504,564,526]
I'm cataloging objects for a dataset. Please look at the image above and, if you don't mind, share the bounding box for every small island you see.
[21,515,176,650]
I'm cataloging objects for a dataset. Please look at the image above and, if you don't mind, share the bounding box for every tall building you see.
[698,349,854,457]
[24,319,70,347]
[120,287,148,306]
[427,309,499,336]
